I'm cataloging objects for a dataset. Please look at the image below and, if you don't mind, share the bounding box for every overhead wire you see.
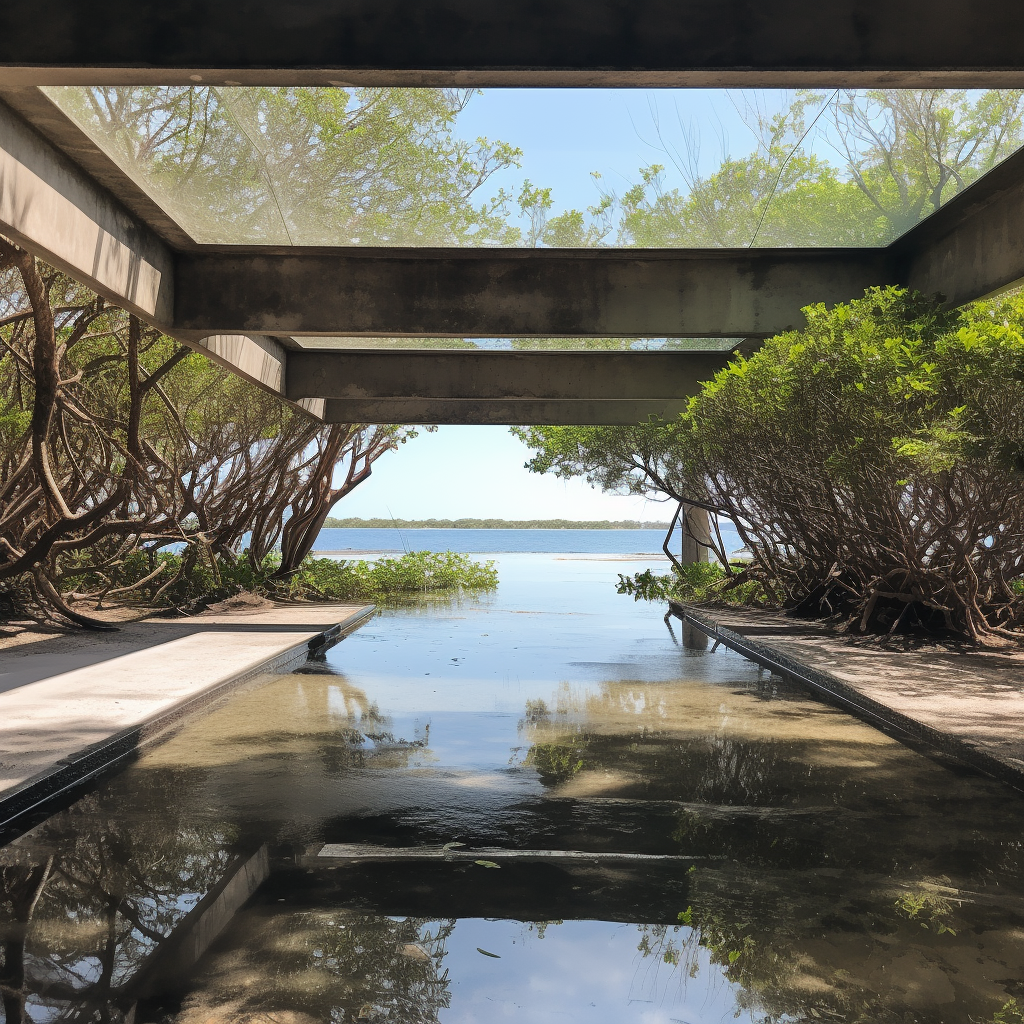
[747,89,841,247]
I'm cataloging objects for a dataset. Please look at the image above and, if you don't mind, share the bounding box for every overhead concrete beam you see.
[324,398,690,424]
[177,249,892,339]
[0,97,173,324]
[183,334,323,419]
[1,0,1024,87]
[287,350,728,402]
[0,99,320,417]
[894,147,1024,307]
[0,85,198,251]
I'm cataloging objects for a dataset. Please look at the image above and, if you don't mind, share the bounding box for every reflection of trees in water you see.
[0,858,51,1024]
[173,911,454,1024]
[514,682,1024,1022]
[0,784,236,1023]
[517,684,790,803]
[628,861,1024,1023]
[0,671,439,1024]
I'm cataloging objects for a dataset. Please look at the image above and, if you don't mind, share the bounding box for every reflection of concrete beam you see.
[0,97,173,323]
[288,350,728,402]
[2,1,1024,88]
[153,847,270,984]
[324,398,689,425]
[178,250,890,339]
[121,845,270,1007]
[895,147,1024,307]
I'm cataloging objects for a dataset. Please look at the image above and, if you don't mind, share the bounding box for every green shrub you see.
[683,287,1024,640]
[617,562,768,607]
[56,547,497,609]
[293,551,498,602]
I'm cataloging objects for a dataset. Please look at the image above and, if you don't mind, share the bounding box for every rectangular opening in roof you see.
[40,86,1024,249]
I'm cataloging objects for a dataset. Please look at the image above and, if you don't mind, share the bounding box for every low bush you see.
[291,551,498,602]
[56,548,497,612]
[617,562,769,607]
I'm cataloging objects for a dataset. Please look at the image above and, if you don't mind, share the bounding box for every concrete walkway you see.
[0,603,374,826]
[673,603,1024,790]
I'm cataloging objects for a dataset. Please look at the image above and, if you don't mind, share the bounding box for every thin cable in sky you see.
[748,89,841,247]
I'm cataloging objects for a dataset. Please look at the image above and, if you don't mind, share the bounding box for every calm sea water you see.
[314,525,744,555]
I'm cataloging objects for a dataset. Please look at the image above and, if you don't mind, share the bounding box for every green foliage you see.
[59,548,497,609]
[991,998,1024,1024]
[512,423,688,500]
[293,551,498,602]
[48,85,523,247]
[508,89,1024,250]
[525,739,588,783]
[617,563,768,607]
[682,287,1024,637]
[892,889,958,936]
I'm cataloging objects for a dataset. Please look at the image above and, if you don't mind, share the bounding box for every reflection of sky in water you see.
[327,553,759,774]
[436,919,755,1024]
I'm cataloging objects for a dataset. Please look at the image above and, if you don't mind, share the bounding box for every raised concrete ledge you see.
[671,602,1024,793]
[0,604,374,830]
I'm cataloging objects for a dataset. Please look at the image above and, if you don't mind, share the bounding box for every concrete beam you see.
[288,350,728,402]
[177,249,892,339]
[2,0,1024,87]
[0,96,173,324]
[324,398,690,424]
[180,334,323,419]
[894,147,1024,307]
[0,85,198,251]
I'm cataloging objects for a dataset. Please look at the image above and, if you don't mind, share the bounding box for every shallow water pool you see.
[2,554,1024,1024]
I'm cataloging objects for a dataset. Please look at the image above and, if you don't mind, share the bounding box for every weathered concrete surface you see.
[2,0,1024,87]
[895,145,1024,304]
[0,603,374,825]
[0,96,323,416]
[177,248,891,339]
[0,95,172,322]
[674,603,1024,790]
[290,350,729,400]
[323,397,691,425]
[0,602,374,691]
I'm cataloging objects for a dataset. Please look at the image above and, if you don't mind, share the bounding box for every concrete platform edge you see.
[0,604,376,829]
[670,601,1024,793]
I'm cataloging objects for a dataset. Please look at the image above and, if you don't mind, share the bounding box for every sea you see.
[312,524,743,556]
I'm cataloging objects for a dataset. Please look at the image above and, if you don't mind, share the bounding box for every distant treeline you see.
[322,517,671,530]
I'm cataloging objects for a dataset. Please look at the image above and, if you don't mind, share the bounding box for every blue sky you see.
[343,90,801,522]
[336,427,671,522]
[454,88,790,223]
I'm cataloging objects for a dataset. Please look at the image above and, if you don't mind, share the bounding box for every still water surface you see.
[2,553,1024,1024]
[312,526,676,554]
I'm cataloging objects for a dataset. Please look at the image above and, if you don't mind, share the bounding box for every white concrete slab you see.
[0,631,319,800]
[0,603,375,692]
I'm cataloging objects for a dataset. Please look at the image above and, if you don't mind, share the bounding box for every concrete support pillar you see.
[680,505,712,564]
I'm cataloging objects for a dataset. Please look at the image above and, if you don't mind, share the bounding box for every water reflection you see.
[2,553,1024,1022]
[0,786,237,1023]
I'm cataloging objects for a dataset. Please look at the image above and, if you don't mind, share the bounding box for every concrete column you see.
[680,505,712,564]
